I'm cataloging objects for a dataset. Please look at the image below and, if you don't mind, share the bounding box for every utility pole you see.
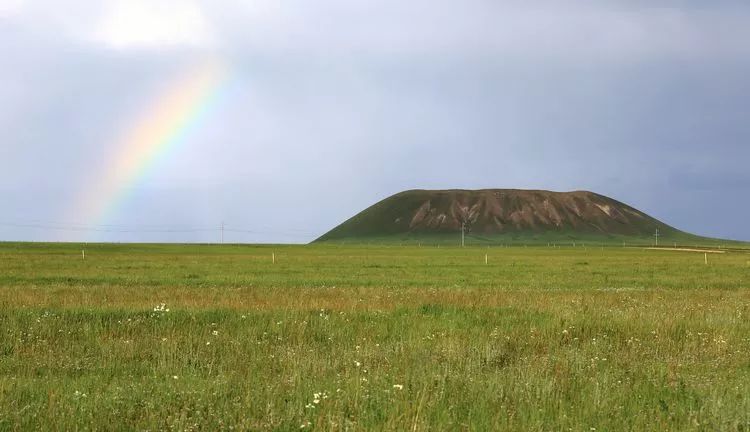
[654,228,659,247]
[461,221,466,248]
[221,222,224,244]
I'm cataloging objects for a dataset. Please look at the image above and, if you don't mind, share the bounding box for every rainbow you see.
[72,60,230,235]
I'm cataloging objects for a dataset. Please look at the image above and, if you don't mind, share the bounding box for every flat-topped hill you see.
[315,189,714,245]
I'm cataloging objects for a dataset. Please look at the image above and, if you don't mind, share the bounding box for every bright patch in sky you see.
[94,0,213,49]
[0,0,26,17]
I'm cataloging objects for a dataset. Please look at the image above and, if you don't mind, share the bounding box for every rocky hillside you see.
[316,189,686,242]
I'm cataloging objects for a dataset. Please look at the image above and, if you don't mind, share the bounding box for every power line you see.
[1,219,213,230]
[0,221,318,237]
[0,222,216,233]
[222,228,316,238]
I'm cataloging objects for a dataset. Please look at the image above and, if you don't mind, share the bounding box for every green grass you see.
[1,242,749,430]
[315,230,750,248]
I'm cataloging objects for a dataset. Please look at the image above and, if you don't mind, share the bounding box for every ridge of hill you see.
[315,189,727,245]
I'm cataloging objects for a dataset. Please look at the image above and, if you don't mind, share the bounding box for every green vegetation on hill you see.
[318,230,738,247]
[1,242,749,430]
[316,189,743,246]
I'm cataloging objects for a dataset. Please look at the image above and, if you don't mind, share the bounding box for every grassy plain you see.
[1,242,749,430]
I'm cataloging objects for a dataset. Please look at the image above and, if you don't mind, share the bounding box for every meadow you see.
[0,242,749,430]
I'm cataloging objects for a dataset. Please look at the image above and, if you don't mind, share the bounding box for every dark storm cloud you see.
[670,170,750,192]
[1,1,749,242]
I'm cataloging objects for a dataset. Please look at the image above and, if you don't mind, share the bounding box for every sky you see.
[1,0,749,243]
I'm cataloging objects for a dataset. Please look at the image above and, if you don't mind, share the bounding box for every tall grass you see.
[0,243,748,430]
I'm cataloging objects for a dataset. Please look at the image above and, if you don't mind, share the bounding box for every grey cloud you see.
[669,170,750,191]
[209,1,750,61]
[1,1,750,242]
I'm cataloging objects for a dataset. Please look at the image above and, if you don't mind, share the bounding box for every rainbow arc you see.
[71,60,229,238]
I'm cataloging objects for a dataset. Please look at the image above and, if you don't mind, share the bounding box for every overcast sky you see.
[2,1,749,243]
